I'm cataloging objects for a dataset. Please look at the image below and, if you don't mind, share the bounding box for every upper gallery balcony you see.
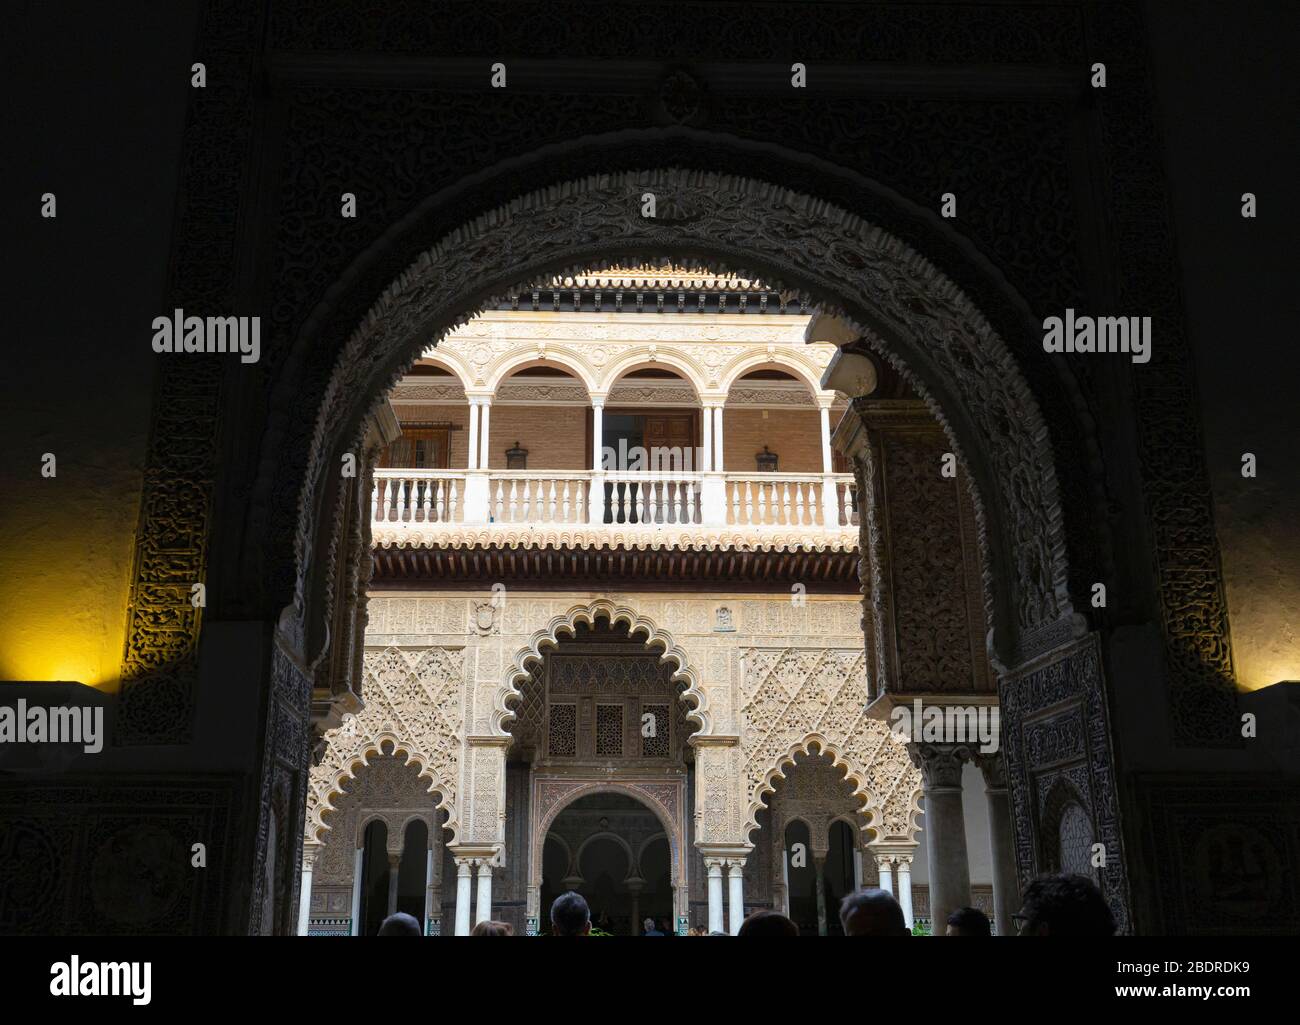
[368,272,859,555]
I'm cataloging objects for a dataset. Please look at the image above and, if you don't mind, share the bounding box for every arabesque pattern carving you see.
[306,646,462,844]
[741,647,920,840]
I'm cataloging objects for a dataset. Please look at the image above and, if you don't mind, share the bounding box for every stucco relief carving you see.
[741,647,921,842]
[306,646,462,845]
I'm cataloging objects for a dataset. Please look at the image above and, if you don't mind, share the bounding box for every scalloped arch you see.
[745,733,922,845]
[306,735,457,846]
[497,598,708,736]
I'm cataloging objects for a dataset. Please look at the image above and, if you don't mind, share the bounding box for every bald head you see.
[839,888,910,936]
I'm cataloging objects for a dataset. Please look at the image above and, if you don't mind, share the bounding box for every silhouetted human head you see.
[945,906,992,936]
[470,919,513,936]
[550,891,592,936]
[377,912,422,936]
[839,888,910,936]
[1015,874,1116,936]
[737,910,799,936]
[643,917,657,932]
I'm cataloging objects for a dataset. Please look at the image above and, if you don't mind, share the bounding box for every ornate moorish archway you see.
[254,165,1128,935]
[282,169,1081,687]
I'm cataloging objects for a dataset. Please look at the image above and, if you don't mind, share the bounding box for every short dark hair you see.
[737,910,799,937]
[839,888,909,936]
[550,891,591,936]
[946,906,991,935]
[471,920,514,936]
[376,912,422,936]
[1019,874,1116,936]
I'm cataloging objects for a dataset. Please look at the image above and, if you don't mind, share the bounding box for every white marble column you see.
[297,844,319,936]
[727,860,745,935]
[589,400,606,524]
[453,859,473,936]
[814,855,828,936]
[478,399,492,470]
[466,399,480,470]
[713,406,725,471]
[910,742,973,932]
[897,856,915,929]
[978,754,1020,936]
[475,860,493,925]
[424,848,436,936]
[349,847,364,936]
[706,859,725,934]
[701,402,714,472]
[877,854,894,896]
[819,404,833,473]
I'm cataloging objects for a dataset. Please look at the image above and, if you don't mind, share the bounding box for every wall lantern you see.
[505,441,529,470]
[756,445,779,472]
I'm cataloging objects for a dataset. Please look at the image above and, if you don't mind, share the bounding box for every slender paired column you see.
[627,878,644,935]
[813,855,828,936]
[705,859,725,934]
[297,844,319,936]
[453,858,473,936]
[424,848,437,936]
[727,860,745,935]
[589,399,606,524]
[909,742,974,932]
[896,856,915,929]
[475,861,493,925]
[876,854,894,896]
[712,406,726,472]
[385,851,401,917]
[466,399,480,470]
[478,399,492,469]
[818,400,842,525]
[701,402,714,472]
[978,753,1020,936]
[349,848,364,936]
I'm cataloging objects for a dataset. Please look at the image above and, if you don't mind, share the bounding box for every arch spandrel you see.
[293,169,1077,679]
[306,645,462,845]
[740,645,922,843]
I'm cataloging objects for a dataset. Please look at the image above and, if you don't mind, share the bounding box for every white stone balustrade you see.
[371,468,858,537]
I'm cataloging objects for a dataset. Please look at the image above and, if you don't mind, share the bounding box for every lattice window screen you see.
[642,703,670,757]
[595,704,624,757]
[548,703,577,757]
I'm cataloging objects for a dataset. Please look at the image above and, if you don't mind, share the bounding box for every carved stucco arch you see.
[483,348,602,395]
[413,351,474,393]
[717,349,830,400]
[307,734,455,847]
[531,781,684,901]
[286,167,1078,683]
[747,733,923,846]
[598,350,705,398]
[498,598,708,737]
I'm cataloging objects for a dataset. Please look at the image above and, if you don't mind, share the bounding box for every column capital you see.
[703,857,727,873]
[726,860,745,877]
[975,751,1008,792]
[301,842,322,870]
[907,741,977,790]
